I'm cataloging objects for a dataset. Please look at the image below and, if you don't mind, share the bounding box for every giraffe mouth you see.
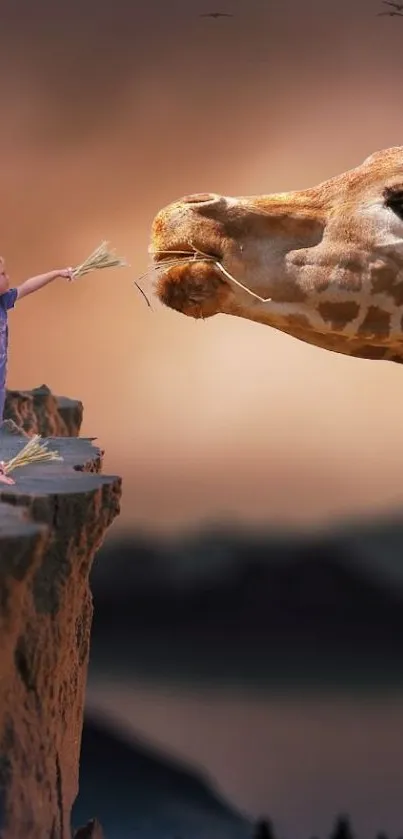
[150,244,277,314]
[153,255,229,319]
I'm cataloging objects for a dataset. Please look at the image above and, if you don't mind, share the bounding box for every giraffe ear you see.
[384,186,403,221]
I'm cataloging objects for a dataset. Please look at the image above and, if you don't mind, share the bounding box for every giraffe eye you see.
[384,187,403,221]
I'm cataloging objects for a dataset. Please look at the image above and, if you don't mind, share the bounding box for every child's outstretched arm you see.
[16,267,74,300]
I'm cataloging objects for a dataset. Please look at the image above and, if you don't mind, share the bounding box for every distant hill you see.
[73,716,398,839]
[73,713,252,839]
[88,515,403,686]
[92,514,403,601]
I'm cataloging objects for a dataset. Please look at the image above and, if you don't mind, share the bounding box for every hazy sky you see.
[3,0,403,533]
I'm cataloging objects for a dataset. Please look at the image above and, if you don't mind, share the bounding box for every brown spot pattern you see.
[371,265,397,295]
[318,301,360,330]
[371,265,403,306]
[388,281,403,307]
[350,345,387,360]
[358,306,391,338]
[269,280,308,304]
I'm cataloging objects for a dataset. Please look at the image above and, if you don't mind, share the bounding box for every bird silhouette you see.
[199,12,234,18]
[382,0,403,8]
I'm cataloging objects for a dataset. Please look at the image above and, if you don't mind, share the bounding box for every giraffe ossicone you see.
[150,146,403,363]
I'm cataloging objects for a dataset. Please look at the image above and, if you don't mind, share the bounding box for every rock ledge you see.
[0,387,121,839]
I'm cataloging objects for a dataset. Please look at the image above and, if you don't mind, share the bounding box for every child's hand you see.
[58,267,75,282]
[0,462,15,485]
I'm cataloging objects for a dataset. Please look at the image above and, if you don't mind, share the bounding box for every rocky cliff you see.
[4,384,84,438]
[0,386,121,839]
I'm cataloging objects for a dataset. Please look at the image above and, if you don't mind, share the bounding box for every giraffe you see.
[149,146,403,364]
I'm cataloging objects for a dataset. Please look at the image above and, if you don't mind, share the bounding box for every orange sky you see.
[2,0,403,534]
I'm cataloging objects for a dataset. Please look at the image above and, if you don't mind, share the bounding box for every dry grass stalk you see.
[72,241,128,279]
[2,435,63,475]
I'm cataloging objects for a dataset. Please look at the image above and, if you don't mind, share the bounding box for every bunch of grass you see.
[72,241,128,279]
[1,435,63,475]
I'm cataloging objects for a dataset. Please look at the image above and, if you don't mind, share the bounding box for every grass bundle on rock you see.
[0,434,63,482]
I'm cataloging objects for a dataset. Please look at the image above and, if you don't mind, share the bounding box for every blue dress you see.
[0,288,18,421]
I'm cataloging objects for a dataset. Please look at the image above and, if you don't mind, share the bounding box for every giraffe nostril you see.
[180,193,220,205]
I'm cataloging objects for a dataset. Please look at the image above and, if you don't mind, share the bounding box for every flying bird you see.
[199,12,234,18]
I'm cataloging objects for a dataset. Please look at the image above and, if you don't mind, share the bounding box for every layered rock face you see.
[0,387,121,839]
[4,384,83,437]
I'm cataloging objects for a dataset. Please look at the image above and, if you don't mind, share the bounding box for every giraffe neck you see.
[225,258,403,362]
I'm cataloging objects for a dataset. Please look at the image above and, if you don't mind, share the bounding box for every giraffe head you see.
[149,146,403,362]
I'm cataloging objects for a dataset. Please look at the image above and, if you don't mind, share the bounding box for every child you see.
[0,257,74,485]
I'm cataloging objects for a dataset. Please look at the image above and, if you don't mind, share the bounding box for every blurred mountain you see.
[92,514,403,601]
[78,517,403,837]
[87,514,403,686]
[72,713,252,839]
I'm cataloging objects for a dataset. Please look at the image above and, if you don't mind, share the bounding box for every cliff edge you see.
[0,387,121,839]
[4,384,83,437]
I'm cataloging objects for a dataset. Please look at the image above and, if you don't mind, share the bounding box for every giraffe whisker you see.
[143,242,273,305]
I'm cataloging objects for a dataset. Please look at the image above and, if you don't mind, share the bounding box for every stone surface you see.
[0,392,121,839]
[4,384,83,437]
